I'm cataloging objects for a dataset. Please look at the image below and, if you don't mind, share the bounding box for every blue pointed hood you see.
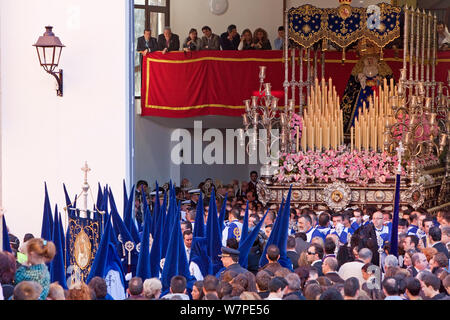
[205,188,223,275]
[135,186,153,280]
[149,196,164,278]
[63,183,73,211]
[390,173,401,257]
[193,192,205,238]
[218,193,228,232]
[241,201,250,243]
[124,184,140,245]
[190,236,211,279]
[41,182,54,241]
[239,208,268,269]
[96,183,103,212]
[161,204,194,293]
[86,211,126,300]
[258,186,293,270]
[151,182,160,237]
[123,180,128,215]
[50,207,68,289]
[161,186,177,259]
[2,214,12,253]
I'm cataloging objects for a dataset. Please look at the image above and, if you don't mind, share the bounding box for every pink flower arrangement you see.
[273,145,439,186]
[290,113,303,141]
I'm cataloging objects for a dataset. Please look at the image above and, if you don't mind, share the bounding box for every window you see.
[134,0,170,97]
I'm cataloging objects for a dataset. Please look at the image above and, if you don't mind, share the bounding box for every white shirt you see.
[189,261,204,281]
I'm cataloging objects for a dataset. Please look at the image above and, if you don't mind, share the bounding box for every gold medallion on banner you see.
[74,229,91,270]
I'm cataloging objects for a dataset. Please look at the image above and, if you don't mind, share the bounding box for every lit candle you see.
[351,127,354,152]
[296,126,300,153]
[319,127,322,152]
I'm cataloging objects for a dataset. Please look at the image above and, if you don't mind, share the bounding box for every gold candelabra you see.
[385,70,448,182]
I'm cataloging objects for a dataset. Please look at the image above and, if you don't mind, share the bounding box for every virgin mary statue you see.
[340,39,393,134]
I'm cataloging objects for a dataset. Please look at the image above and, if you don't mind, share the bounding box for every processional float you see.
[240,0,449,212]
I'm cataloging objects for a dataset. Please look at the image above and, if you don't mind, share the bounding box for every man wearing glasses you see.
[306,243,324,276]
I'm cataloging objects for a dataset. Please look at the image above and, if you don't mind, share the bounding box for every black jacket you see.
[219,32,240,50]
[157,33,180,51]
[432,242,449,259]
[137,36,158,66]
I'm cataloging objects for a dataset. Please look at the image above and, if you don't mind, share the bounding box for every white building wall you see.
[0,0,130,240]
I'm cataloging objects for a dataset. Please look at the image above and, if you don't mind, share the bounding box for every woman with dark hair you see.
[337,245,355,269]
[192,280,205,300]
[252,28,272,50]
[183,28,202,52]
[238,29,253,50]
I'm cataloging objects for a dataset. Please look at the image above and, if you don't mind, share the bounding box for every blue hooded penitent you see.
[239,208,268,269]
[160,205,195,294]
[86,212,126,300]
[63,183,73,210]
[205,188,223,275]
[189,236,212,279]
[135,185,153,281]
[123,180,128,216]
[96,183,103,213]
[390,171,401,257]
[41,182,54,241]
[109,189,137,275]
[149,194,164,279]
[240,201,250,244]
[50,207,68,289]
[193,192,205,238]
[218,193,228,232]
[151,182,160,237]
[161,185,177,259]
[2,214,12,253]
[258,186,293,270]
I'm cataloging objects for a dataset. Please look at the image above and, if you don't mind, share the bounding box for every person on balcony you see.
[238,29,254,51]
[157,26,180,54]
[201,26,221,50]
[220,24,240,50]
[183,28,202,52]
[136,28,158,66]
[252,28,272,50]
[274,26,285,50]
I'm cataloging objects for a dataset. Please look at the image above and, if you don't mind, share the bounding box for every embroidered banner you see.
[140,50,450,118]
[288,3,401,49]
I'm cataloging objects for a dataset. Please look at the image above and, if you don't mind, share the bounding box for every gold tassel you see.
[361,38,367,52]
[322,38,328,52]
[341,46,346,65]
[380,47,384,61]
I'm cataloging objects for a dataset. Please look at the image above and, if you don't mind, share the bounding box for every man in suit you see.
[357,211,390,266]
[408,252,429,277]
[286,236,300,269]
[220,24,240,50]
[429,226,449,258]
[322,257,345,284]
[248,171,259,193]
[306,243,324,276]
[136,28,158,70]
[201,26,220,50]
[157,26,180,53]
